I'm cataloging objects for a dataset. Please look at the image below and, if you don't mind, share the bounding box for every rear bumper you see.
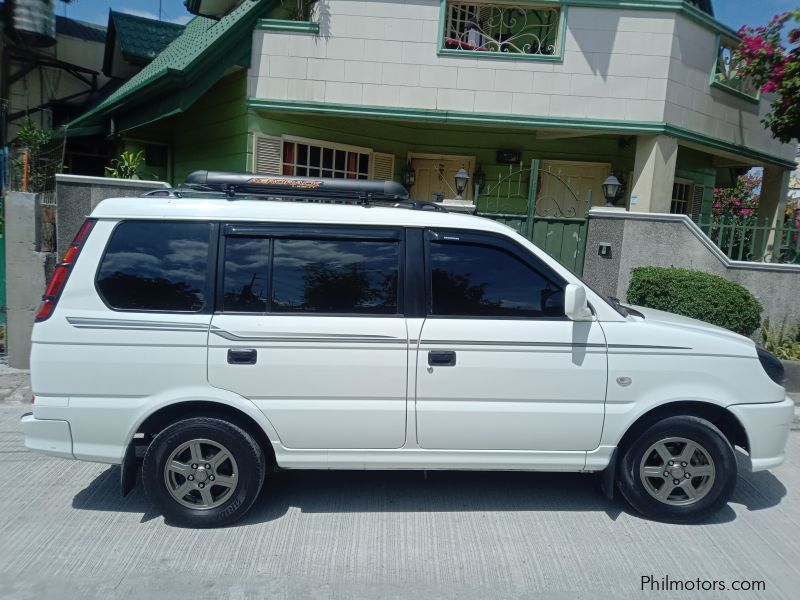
[728,397,795,472]
[20,412,74,459]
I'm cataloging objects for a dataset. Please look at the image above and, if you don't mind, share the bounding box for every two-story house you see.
[66,0,796,273]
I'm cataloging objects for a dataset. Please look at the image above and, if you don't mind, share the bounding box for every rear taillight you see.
[35,219,96,322]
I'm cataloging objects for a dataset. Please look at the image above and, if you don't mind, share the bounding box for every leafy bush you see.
[760,319,800,360]
[626,267,763,336]
[105,150,145,179]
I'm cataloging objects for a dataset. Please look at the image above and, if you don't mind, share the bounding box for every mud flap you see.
[597,447,618,500]
[120,441,138,496]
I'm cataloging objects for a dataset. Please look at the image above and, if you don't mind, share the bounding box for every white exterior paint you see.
[664,16,789,160]
[21,195,793,480]
[248,1,794,163]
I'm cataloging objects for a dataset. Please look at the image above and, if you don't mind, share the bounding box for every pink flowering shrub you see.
[735,10,800,143]
[711,174,760,219]
[708,174,762,259]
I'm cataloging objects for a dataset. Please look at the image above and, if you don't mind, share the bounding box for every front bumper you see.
[728,397,795,471]
[20,412,74,459]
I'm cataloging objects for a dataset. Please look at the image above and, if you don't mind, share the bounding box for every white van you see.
[21,172,793,527]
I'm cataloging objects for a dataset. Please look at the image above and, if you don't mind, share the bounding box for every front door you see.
[409,154,475,202]
[415,229,607,451]
[207,225,408,449]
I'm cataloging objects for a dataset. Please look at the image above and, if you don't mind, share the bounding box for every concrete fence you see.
[3,176,169,369]
[55,174,170,258]
[583,207,800,327]
[4,192,52,369]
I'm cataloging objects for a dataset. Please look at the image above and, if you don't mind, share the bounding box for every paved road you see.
[1,372,799,599]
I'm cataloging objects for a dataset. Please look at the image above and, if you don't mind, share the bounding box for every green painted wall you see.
[249,111,725,218]
[124,70,251,186]
[248,111,637,214]
[171,70,251,185]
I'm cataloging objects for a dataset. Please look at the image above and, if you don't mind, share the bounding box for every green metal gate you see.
[476,159,591,276]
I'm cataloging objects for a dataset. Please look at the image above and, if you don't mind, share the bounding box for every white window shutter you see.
[253,134,282,175]
[691,184,705,218]
[370,152,395,181]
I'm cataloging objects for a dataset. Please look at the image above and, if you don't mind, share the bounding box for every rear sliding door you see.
[207,224,409,449]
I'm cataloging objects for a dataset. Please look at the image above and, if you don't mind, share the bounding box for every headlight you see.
[757,347,785,386]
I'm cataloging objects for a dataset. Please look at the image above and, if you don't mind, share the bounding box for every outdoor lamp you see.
[474,165,486,189]
[454,167,470,200]
[602,175,622,207]
[401,162,416,187]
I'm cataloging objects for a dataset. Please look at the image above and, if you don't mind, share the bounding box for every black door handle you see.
[227,348,257,365]
[428,350,456,367]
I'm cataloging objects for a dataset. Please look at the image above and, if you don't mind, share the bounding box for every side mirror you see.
[564,284,593,321]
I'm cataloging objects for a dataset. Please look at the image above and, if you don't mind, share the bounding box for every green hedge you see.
[626,267,763,336]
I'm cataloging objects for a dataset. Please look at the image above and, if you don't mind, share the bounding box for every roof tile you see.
[70,0,271,127]
[110,11,184,62]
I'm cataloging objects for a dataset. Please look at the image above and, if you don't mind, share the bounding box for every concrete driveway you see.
[1,367,798,599]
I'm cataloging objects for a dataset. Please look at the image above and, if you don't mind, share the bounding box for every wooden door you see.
[409,154,475,202]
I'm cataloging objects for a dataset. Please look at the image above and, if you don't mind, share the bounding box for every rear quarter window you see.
[96,221,212,312]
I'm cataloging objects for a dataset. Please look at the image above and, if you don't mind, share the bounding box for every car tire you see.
[617,415,737,523]
[142,416,265,528]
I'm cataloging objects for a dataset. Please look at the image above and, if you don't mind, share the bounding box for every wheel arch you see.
[122,400,277,496]
[615,401,750,457]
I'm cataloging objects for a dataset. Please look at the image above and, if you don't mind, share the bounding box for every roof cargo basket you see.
[184,170,410,203]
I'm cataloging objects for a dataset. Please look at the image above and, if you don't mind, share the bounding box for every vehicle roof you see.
[89,196,516,235]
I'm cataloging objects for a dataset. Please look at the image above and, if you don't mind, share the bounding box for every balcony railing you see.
[712,36,759,100]
[693,214,800,264]
[442,2,562,57]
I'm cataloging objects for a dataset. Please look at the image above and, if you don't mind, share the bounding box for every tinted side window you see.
[271,238,400,314]
[223,237,270,312]
[97,221,211,312]
[429,241,563,318]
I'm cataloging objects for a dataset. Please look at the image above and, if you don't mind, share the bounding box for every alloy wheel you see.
[639,436,716,506]
[163,438,239,510]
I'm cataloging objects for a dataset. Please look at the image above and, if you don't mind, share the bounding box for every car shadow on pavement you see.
[71,466,161,523]
[72,456,786,528]
[727,453,788,513]
[240,470,631,526]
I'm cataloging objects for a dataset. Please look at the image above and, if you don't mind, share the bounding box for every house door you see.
[408,154,475,202]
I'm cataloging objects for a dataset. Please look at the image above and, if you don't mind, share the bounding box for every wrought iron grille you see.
[714,37,759,98]
[443,2,561,55]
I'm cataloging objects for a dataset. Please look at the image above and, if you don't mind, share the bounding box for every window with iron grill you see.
[442,1,562,57]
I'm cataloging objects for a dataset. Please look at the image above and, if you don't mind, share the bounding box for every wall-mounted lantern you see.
[602,175,622,207]
[455,167,470,201]
[401,161,416,188]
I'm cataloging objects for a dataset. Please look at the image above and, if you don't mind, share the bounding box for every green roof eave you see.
[67,0,277,132]
[246,97,796,170]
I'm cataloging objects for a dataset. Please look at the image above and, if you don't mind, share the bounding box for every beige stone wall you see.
[249,0,794,163]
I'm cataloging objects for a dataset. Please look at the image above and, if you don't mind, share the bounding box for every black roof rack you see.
[141,171,447,212]
[185,170,409,202]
